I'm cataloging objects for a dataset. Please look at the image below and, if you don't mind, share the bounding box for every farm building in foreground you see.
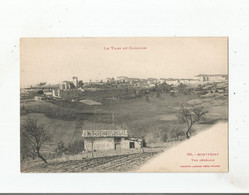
[82,130,142,151]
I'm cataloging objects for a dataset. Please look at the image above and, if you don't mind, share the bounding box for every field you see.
[21,90,228,151]
[20,86,228,172]
[21,144,177,172]
[22,151,159,173]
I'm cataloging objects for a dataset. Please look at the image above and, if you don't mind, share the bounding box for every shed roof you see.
[82,130,128,138]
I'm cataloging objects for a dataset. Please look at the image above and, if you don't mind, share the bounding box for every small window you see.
[129,142,135,148]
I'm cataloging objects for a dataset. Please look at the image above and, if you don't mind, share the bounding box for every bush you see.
[162,133,168,142]
[54,141,67,156]
[67,140,84,155]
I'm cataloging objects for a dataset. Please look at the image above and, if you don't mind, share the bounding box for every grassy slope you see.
[20,92,228,153]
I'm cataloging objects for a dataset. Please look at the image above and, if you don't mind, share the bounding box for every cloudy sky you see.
[20,37,228,86]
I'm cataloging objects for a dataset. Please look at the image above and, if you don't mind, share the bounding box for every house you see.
[34,95,46,101]
[52,89,61,98]
[60,81,75,90]
[178,78,200,85]
[59,77,79,90]
[165,78,180,86]
[82,130,141,151]
[195,74,228,83]
[116,76,129,83]
[43,90,53,97]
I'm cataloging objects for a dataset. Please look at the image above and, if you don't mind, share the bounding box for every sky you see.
[20,37,228,86]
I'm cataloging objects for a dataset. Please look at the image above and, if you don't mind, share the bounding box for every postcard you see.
[20,37,228,172]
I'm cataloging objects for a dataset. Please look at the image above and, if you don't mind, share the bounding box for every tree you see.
[21,117,53,163]
[78,80,84,88]
[162,133,168,142]
[38,82,46,86]
[54,141,67,157]
[68,140,85,155]
[170,128,185,141]
[138,136,146,153]
[37,90,44,95]
[21,135,36,160]
[177,105,208,139]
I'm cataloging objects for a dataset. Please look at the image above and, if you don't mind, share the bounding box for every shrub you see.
[67,140,85,155]
[54,141,68,156]
[162,133,168,142]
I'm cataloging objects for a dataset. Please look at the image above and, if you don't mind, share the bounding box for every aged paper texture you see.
[20,37,228,172]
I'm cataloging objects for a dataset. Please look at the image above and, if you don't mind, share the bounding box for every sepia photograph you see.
[20,37,228,173]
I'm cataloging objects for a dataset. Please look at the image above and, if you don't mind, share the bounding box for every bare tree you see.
[177,105,208,139]
[21,117,53,163]
[139,137,146,153]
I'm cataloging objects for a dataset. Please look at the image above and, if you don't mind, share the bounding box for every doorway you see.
[129,142,135,148]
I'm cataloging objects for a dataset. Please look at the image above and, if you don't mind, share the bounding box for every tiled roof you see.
[82,130,128,138]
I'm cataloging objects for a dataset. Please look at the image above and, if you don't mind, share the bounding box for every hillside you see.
[21,90,228,154]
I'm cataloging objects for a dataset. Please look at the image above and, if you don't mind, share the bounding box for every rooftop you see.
[82,130,128,138]
[195,74,227,77]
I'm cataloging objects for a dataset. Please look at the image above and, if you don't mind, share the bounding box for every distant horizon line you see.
[20,73,228,88]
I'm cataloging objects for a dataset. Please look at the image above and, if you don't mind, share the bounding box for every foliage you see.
[67,140,85,155]
[54,141,67,156]
[170,128,185,141]
[157,82,172,93]
[38,82,46,86]
[162,133,168,142]
[78,80,84,88]
[37,90,44,95]
[20,105,30,116]
[21,135,36,160]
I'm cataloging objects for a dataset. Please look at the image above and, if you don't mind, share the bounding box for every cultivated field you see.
[21,148,163,173]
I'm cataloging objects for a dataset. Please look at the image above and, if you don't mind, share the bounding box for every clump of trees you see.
[78,80,84,88]
[67,140,85,155]
[54,117,84,157]
[170,128,185,141]
[21,117,53,163]
[36,90,44,95]
[155,82,172,93]
[54,140,85,157]
[177,105,208,139]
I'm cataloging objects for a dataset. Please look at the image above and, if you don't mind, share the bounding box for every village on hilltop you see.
[21,74,228,102]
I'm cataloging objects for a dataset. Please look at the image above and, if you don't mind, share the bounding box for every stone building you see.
[195,74,228,83]
[82,130,141,151]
